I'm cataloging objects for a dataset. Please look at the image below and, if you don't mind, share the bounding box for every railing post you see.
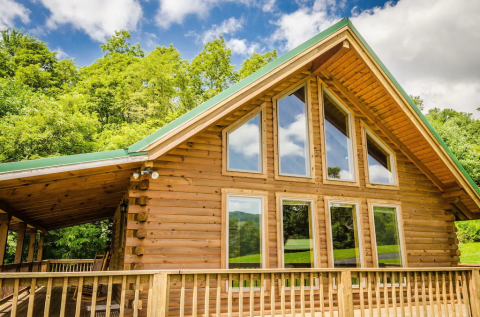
[338,270,354,317]
[470,269,480,317]
[151,272,169,317]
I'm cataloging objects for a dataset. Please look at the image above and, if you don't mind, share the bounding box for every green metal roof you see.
[0,17,478,200]
[0,149,147,173]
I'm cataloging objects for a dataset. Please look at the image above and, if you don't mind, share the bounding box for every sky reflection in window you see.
[227,113,261,173]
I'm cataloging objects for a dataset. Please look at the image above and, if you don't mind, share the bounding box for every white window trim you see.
[272,79,315,181]
[369,203,406,268]
[327,199,364,269]
[222,104,267,179]
[278,197,318,269]
[363,124,398,187]
[319,85,359,185]
[225,193,267,270]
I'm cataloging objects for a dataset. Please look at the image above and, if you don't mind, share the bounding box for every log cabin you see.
[0,18,479,317]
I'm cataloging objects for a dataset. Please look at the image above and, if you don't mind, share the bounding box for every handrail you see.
[0,267,477,317]
[47,259,95,263]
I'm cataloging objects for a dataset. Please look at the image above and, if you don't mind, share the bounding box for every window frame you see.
[361,121,399,189]
[272,78,316,182]
[324,196,365,268]
[318,82,360,187]
[222,103,268,178]
[221,188,269,270]
[275,192,320,269]
[367,199,407,268]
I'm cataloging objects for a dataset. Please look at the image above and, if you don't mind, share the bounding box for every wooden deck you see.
[0,286,120,317]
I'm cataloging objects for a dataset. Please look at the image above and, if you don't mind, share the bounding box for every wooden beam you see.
[449,204,468,221]
[27,229,37,262]
[318,70,445,192]
[311,40,350,75]
[14,222,26,264]
[36,232,45,262]
[0,213,11,265]
[0,200,47,232]
[454,200,479,220]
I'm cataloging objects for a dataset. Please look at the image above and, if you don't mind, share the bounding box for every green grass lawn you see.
[459,242,480,264]
[230,245,401,264]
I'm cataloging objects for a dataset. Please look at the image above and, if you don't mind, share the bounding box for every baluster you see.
[392,272,397,317]
[193,274,198,317]
[441,273,448,317]
[133,275,140,317]
[119,275,126,317]
[216,274,221,317]
[435,272,442,317]
[428,272,436,317]
[300,272,305,317]
[11,278,20,317]
[399,272,405,317]
[205,274,210,317]
[461,272,471,317]
[27,278,37,317]
[359,272,365,317]
[272,273,276,317]
[455,272,464,317]
[449,272,457,317]
[319,273,324,317]
[59,277,68,317]
[291,272,296,316]
[367,272,373,317]
[421,272,428,317]
[90,276,99,317]
[383,272,389,316]
[106,276,113,317]
[375,272,381,317]
[75,277,84,317]
[249,273,254,317]
[228,274,233,317]
[260,273,265,317]
[180,274,185,317]
[44,277,53,317]
[281,273,286,317]
[414,272,420,317]
[328,273,334,317]
[309,272,314,316]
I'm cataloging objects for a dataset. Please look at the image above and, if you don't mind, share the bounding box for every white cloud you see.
[270,0,480,117]
[279,113,307,157]
[350,0,480,116]
[53,47,68,59]
[226,38,261,55]
[156,0,274,29]
[40,0,143,42]
[228,122,260,157]
[0,0,30,29]
[201,17,244,43]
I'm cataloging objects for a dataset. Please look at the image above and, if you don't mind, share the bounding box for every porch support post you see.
[36,232,45,261]
[27,229,37,262]
[338,270,354,317]
[471,269,480,317]
[0,213,11,265]
[14,222,26,264]
[151,272,169,317]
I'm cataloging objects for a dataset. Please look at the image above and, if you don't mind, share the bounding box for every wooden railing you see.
[46,259,95,272]
[0,267,477,317]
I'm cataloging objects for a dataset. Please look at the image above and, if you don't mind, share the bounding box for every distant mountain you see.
[229,211,260,226]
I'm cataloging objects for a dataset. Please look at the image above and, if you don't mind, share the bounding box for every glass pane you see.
[282,200,314,268]
[228,196,262,269]
[278,86,310,176]
[323,92,355,181]
[330,203,361,268]
[373,206,402,267]
[367,134,394,184]
[227,113,261,173]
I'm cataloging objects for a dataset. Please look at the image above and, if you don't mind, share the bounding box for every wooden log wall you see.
[124,73,459,272]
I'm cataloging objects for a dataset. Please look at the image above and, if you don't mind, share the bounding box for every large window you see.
[328,200,362,268]
[279,198,316,268]
[322,88,356,182]
[226,194,265,269]
[227,113,262,173]
[371,205,404,267]
[276,84,311,177]
[364,128,397,186]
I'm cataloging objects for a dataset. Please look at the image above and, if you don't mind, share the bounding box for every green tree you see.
[189,37,238,102]
[238,50,277,79]
[410,95,424,111]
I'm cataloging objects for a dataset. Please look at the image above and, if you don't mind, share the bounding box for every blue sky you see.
[1,0,480,116]
[5,0,393,66]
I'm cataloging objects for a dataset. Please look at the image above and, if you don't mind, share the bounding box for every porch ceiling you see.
[0,162,141,231]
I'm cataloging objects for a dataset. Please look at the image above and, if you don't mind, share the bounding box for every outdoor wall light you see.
[132,167,159,179]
